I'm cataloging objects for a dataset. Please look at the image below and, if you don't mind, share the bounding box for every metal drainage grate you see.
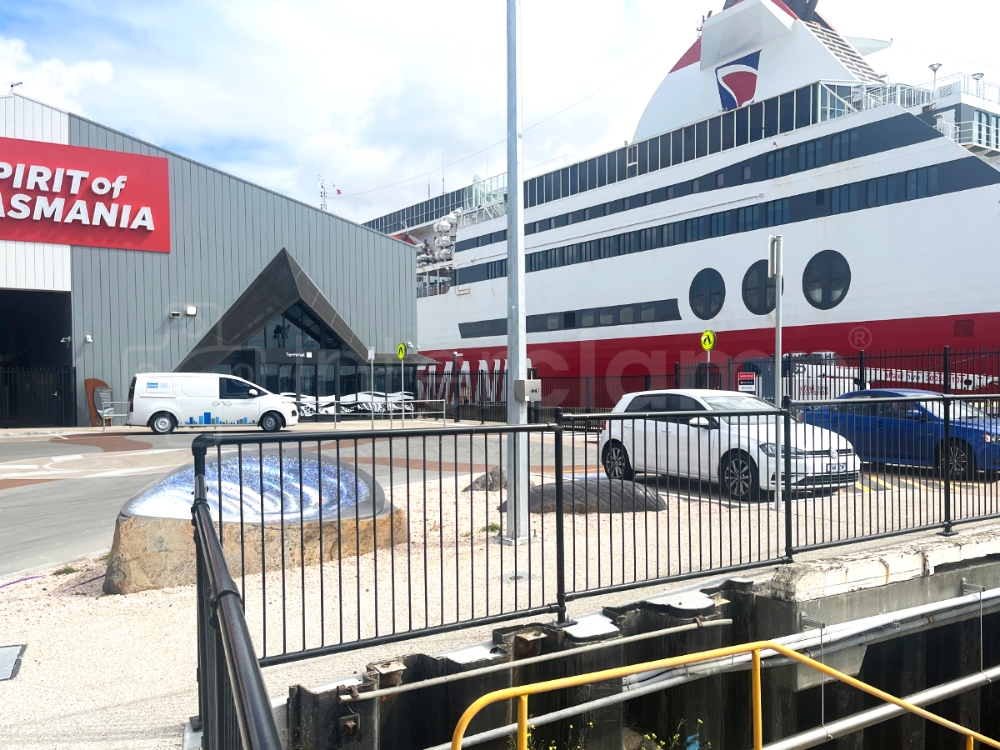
[0,645,26,681]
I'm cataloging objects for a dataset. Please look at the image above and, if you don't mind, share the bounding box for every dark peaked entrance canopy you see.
[176,248,372,373]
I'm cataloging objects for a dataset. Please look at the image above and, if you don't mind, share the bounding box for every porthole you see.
[802,250,851,310]
[690,268,726,320]
[742,260,776,316]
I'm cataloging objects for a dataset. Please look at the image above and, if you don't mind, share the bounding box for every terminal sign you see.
[0,136,171,253]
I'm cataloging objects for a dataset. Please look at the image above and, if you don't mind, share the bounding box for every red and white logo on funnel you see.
[716,51,761,111]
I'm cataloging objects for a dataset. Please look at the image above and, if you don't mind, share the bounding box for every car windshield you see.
[702,395,778,423]
[921,400,988,420]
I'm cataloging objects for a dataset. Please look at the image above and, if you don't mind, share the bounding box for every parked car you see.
[599,389,859,500]
[802,389,1000,479]
[128,373,299,434]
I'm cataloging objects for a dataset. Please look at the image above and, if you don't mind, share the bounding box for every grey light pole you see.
[505,0,529,543]
[929,63,942,94]
[769,235,784,509]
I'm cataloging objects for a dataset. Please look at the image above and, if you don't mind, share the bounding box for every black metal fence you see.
[190,393,1000,688]
[0,366,76,428]
[193,460,282,750]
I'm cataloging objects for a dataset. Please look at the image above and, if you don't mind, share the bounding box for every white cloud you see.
[0,36,113,113]
[4,0,999,225]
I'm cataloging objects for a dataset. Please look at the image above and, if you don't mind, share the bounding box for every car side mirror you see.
[248,389,259,397]
[906,409,924,420]
[689,416,713,429]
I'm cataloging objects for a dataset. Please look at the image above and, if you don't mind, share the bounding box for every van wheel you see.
[150,412,176,435]
[259,412,283,433]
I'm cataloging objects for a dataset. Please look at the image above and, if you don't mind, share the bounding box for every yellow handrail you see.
[451,640,998,750]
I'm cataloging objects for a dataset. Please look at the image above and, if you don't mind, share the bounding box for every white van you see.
[127,373,299,434]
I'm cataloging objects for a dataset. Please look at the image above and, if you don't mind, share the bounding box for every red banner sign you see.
[0,136,170,253]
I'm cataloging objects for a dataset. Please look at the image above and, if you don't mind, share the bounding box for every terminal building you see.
[0,93,425,427]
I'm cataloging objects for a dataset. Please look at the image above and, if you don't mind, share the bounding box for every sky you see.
[1,0,998,226]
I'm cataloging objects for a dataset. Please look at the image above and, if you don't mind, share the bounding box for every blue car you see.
[803,389,1000,479]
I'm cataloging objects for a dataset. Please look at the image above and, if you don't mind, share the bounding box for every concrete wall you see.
[66,115,416,424]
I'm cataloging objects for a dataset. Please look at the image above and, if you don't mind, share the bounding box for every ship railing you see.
[935,121,1000,156]
[918,72,1000,107]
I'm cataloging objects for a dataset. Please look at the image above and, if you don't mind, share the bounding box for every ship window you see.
[709,116,721,154]
[743,165,752,181]
[619,305,635,324]
[742,260,776,315]
[528,180,536,207]
[683,125,696,162]
[672,129,683,164]
[736,107,749,146]
[569,164,579,195]
[803,250,851,310]
[795,86,812,129]
[587,158,598,190]
[608,151,618,185]
[716,173,725,188]
[638,141,648,175]
[597,154,608,187]
[779,92,795,133]
[544,173,553,202]
[722,112,735,150]
[696,121,708,158]
[764,97,779,138]
[600,307,615,326]
[660,133,671,168]
[640,303,656,322]
[561,168,570,196]
[749,102,764,142]
[649,137,660,172]
[581,310,595,327]
[617,148,628,181]
[690,268,726,321]
[547,314,560,331]
[692,179,700,193]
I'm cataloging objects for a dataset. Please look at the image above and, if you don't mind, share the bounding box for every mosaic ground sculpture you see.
[104,453,402,594]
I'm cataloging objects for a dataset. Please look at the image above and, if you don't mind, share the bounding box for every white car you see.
[128,373,299,434]
[598,389,859,500]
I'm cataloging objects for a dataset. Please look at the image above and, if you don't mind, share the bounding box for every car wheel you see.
[259,412,283,433]
[938,440,976,481]
[150,412,176,435]
[722,452,760,502]
[603,441,634,481]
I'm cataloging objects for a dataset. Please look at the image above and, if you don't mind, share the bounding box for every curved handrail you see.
[451,640,999,750]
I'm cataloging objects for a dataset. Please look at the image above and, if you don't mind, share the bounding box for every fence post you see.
[453,368,459,424]
[782,397,794,560]
[944,345,952,394]
[585,377,592,411]
[644,374,651,391]
[480,372,485,425]
[553,408,568,624]
[859,349,867,389]
[674,362,680,389]
[191,439,208,734]
[942,395,956,535]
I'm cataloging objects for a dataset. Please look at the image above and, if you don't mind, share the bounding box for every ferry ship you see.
[363,0,1000,389]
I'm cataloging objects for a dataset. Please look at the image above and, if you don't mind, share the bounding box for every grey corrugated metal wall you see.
[68,114,415,425]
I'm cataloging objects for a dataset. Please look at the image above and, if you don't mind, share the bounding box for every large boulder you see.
[499,479,667,514]
[104,452,403,594]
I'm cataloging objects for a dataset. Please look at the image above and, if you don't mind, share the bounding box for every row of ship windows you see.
[370,83,841,236]
[521,84,831,211]
[458,251,852,340]
[456,127,862,253]
[453,164,943,288]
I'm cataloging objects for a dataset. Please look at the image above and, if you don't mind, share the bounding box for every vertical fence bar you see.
[752,648,763,750]
[944,345,952,394]
[943,396,955,535]
[783,401,794,560]
[553,409,567,624]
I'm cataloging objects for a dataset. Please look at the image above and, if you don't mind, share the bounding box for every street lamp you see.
[929,63,943,94]
[973,72,985,98]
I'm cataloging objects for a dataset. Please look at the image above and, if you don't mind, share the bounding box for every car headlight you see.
[760,443,805,457]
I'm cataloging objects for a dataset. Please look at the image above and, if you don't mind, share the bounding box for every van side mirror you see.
[248,389,259,397]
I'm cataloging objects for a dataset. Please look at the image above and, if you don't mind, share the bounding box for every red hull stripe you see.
[421,313,1000,377]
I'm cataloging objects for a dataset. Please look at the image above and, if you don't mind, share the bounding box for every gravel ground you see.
[3,461,998,750]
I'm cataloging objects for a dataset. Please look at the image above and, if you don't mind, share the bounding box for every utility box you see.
[514,379,542,403]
